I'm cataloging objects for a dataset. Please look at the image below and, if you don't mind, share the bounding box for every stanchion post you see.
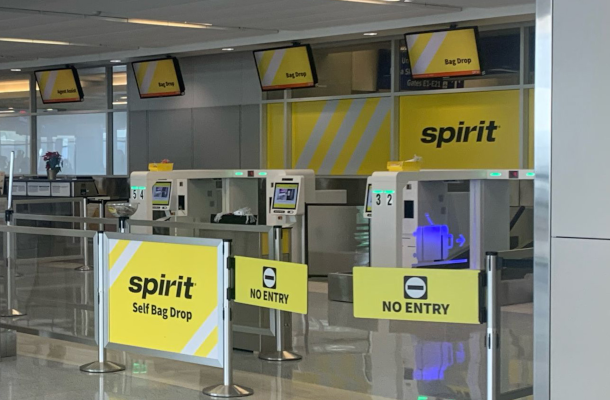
[486,252,501,400]
[203,240,253,398]
[98,201,105,232]
[1,151,25,318]
[118,216,128,234]
[75,197,93,272]
[258,226,301,362]
[80,232,125,373]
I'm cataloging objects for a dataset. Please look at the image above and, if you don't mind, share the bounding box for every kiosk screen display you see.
[152,182,172,206]
[254,45,317,91]
[365,184,373,213]
[405,27,482,79]
[272,183,299,210]
[35,67,84,104]
[132,57,185,98]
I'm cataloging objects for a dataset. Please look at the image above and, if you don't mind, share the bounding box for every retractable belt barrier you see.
[0,218,310,398]
[234,226,308,362]
[353,254,533,400]
[72,232,253,397]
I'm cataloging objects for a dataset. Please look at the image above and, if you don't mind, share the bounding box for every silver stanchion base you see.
[0,308,26,318]
[202,384,253,398]
[79,361,125,373]
[75,265,93,272]
[258,350,302,362]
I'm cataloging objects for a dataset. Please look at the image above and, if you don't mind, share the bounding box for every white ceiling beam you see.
[0,6,279,33]
[329,0,462,12]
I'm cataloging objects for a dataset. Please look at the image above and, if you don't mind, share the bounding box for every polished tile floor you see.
[0,260,533,400]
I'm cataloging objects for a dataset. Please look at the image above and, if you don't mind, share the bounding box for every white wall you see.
[128,52,262,111]
[539,0,610,398]
[127,52,262,172]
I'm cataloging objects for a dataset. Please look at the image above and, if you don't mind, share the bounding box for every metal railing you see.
[5,212,294,346]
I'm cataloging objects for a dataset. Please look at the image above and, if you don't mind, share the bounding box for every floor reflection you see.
[1,262,532,400]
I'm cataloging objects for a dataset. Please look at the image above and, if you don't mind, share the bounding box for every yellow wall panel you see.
[400,90,521,169]
[292,97,391,175]
[266,103,285,169]
[528,89,534,169]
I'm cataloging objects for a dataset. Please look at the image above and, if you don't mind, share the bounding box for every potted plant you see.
[43,151,62,180]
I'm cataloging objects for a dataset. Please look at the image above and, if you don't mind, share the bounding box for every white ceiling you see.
[0,0,534,68]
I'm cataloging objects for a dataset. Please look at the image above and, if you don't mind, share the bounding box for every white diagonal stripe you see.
[181,308,218,355]
[344,98,391,174]
[413,31,448,76]
[262,49,286,87]
[318,99,366,174]
[43,71,58,100]
[108,239,118,254]
[295,101,339,169]
[140,61,157,94]
[206,344,218,360]
[109,241,142,287]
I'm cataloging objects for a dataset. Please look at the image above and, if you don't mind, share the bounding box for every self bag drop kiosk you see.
[129,169,339,264]
[128,169,345,353]
[367,169,534,270]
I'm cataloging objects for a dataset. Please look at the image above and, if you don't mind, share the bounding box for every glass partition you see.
[0,116,30,174]
[295,41,392,98]
[37,113,107,175]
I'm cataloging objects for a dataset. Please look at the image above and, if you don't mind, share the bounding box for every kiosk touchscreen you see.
[273,183,299,214]
[152,181,172,210]
[270,176,305,216]
[364,183,373,218]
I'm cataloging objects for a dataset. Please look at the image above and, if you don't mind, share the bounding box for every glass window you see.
[526,26,535,84]
[113,112,127,175]
[0,74,30,112]
[0,116,30,174]
[37,113,106,175]
[36,67,107,112]
[295,41,392,98]
[112,65,127,110]
[399,28,521,91]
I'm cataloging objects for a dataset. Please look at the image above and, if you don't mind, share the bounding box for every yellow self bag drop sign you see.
[254,45,317,91]
[353,267,483,324]
[234,256,308,314]
[107,236,224,367]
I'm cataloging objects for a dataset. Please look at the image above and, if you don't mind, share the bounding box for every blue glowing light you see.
[413,214,466,263]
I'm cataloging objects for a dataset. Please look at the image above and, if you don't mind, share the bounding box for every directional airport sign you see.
[353,267,483,324]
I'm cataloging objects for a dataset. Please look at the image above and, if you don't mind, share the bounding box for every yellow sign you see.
[353,267,482,324]
[108,238,222,365]
[133,58,185,98]
[406,28,481,79]
[254,46,317,91]
[400,90,520,169]
[35,68,83,103]
[234,256,308,314]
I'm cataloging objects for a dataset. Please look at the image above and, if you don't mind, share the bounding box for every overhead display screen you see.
[405,27,482,79]
[152,181,172,206]
[35,67,84,104]
[272,183,299,210]
[132,57,185,98]
[253,45,318,91]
